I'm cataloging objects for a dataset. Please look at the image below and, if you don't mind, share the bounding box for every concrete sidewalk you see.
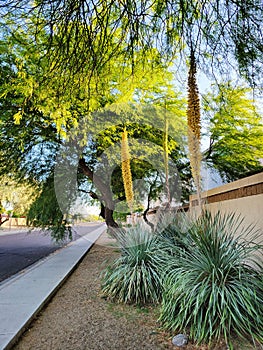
[0,224,106,350]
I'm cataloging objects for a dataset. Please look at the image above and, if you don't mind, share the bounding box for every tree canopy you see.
[0,2,262,233]
[0,26,190,231]
[203,82,263,181]
[1,0,263,89]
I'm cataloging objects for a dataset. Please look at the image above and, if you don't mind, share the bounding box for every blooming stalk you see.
[121,127,134,214]
[187,52,202,206]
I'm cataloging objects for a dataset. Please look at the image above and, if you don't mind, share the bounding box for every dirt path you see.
[12,233,260,350]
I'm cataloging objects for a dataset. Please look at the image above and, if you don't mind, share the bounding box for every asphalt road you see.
[0,222,104,283]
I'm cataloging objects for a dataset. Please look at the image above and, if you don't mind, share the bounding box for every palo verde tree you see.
[203,82,263,181]
[0,24,189,232]
[82,114,188,226]
[1,2,263,233]
[0,0,263,219]
[2,1,262,215]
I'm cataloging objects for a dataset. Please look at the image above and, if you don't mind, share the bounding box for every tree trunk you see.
[143,207,154,230]
[79,158,119,228]
[0,215,9,226]
[100,203,119,228]
[99,202,105,219]
[142,173,158,230]
[104,206,119,228]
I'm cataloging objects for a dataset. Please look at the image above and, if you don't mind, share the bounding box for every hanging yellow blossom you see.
[121,127,134,213]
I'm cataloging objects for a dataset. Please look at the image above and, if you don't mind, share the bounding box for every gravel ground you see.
[12,232,261,350]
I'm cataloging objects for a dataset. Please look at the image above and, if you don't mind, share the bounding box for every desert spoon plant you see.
[101,224,168,304]
[159,211,263,348]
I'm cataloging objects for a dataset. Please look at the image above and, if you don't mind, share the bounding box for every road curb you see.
[0,224,106,350]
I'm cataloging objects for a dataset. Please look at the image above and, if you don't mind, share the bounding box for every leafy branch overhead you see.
[2,0,263,88]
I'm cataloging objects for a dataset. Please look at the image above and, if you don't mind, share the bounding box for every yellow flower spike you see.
[121,127,134,215]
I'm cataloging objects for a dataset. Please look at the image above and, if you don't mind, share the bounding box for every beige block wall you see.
[190,172,263,245]
[199,195,263,242]
[1,217,27,228]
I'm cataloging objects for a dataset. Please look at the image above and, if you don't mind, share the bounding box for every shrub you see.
[159,211,263,348]
[101,224,168,304]
[156,211,192,254]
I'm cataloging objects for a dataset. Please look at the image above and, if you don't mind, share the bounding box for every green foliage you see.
[156,211,191,252]
[27,179,72,242]
[0,37,60,182]
[0,23,190,232]
[101,224,168,304]
[2,0,263,89]
[87,214,102,222]
[113,211,129,224]
[0,176,36,216]
[159,211,263,347]
[203,82,263,181]
[100,210,263,346]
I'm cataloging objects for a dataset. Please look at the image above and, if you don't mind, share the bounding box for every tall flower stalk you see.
[121,126,134,214]
[187,51,202,207]
[163,111,171,206]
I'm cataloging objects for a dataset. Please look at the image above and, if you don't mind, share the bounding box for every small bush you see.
[101,224,168,304]
[156,211,191,254]
[159,211,263,347]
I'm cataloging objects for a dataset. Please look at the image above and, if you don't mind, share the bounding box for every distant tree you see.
[2,183,35,216]
[0,175,36,225]
[203,82,263,181]
[0,200,8,226]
